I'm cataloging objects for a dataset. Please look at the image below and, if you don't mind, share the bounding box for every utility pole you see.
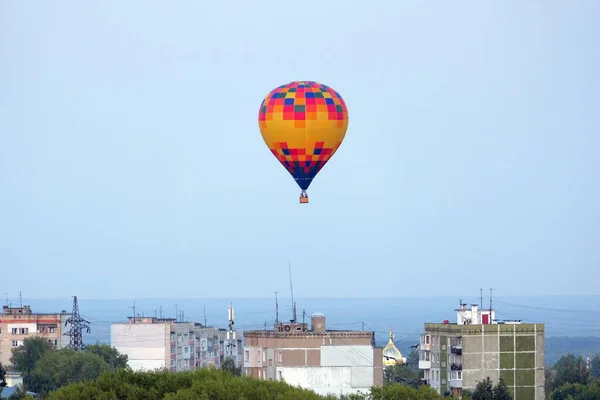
[26,343,31,389]
[204,305,207,327]
[160,305,163,319]
[19,291,23,308]
[175,304,178,322]
[63,295,91,351]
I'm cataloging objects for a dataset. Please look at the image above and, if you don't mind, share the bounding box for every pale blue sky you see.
[1,1,598,299]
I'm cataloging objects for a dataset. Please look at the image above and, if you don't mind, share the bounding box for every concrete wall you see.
[111,323,167,371]
[277,366,372,397]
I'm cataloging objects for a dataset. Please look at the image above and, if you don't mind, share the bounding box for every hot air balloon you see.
[258,81,349,204]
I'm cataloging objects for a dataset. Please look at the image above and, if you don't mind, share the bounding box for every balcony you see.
[450,379,463,388]
[450,346,462,355]
[450,363,463,371]
[418,360,431,369]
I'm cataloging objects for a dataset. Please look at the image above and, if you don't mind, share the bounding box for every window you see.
[263,351,266,362]
[184,346,189,353]
[12,341,19,347]
[426,335,430,344]
[245,350,249,360]
[171,346,175,354]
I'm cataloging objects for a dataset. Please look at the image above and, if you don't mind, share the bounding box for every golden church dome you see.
[382,326,404,366]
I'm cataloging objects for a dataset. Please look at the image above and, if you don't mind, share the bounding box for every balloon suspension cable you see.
[299,190,309,204]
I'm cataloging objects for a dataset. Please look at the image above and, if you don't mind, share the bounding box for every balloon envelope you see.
[258,81,349,198]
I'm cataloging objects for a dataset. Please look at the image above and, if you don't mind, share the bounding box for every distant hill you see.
[545,336,600,364]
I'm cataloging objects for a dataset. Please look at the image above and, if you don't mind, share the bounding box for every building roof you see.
[382,326,404,366]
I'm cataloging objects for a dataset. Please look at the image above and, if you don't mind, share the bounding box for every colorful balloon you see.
[258,81,349,204]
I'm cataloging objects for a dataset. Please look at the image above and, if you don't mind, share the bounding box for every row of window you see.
[0,326,57,335]
[9,339,59,347]
[425,369,463,382]
[244,349,283,364]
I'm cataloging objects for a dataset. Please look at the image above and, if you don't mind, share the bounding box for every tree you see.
[473,377,494,400]
[85,344,129,370]
[29,348,110,395]
[551,353,590,390]
[9,337,53,375]
[589,354,600,378]
[0,362,7,387]
[492,377,512,400]
[220,357,241,376]
[383,363,420,387]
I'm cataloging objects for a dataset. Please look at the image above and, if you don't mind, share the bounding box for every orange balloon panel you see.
[258,81,349,191]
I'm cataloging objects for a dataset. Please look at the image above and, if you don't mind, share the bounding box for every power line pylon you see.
[63,295,90,350]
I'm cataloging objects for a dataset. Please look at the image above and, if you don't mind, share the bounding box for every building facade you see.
[419,303,545,399]
[243,313,383,397]
[0,305,71,367]
[111,316,243,373]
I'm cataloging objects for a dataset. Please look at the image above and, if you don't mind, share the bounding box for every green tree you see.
[220,357,241,376]
[550,379,600,400]
[473,377,494,400]
[492,377,512,400]
[383,363,420,387]
[589,354,600,378]
[9,337,53,375]
[551,353,590,390]
[85,344,129,370]
[30,348,110,395]
[0,362,7,387]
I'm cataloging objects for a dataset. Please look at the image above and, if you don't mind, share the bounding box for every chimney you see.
[311,313,326,332]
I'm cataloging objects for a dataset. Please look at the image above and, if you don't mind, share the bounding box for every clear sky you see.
[1,1,598,299]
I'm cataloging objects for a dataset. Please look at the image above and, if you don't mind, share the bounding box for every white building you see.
[243,313,383,397]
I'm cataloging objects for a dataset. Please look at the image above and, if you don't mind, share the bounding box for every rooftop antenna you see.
[289,262,297,323]
[490,288,493,312]
[480,289,483,310]
[160,305,163,319]
[64,295,90,351]
[5,293,8,307]
[204,305,207,327]
[19,291,23,308]
[130,302,136,323]
[175,304,178,322]
[273,291,279,324]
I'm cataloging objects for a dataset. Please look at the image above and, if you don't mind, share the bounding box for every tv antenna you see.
[289,262,297,323]
[273,291,279,324]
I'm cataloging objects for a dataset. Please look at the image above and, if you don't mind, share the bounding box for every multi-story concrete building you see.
[111,314,243,373]
[0,305,72,367]
[418,303,545,399]
[111,316,196,372]
[243,313,383,397]
[194,325,243,370]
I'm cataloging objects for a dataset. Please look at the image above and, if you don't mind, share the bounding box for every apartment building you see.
[194,325,243,370]
[418,303,545,399]
[243,313,383,397]
[0,305,71,367]
[111,315,243,373]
